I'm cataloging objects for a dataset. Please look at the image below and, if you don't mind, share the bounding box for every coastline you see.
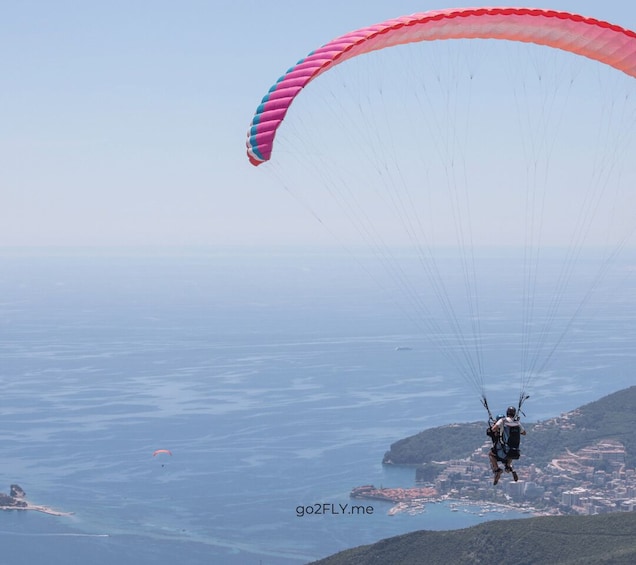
[352,484,545,517]
[0,503,73,516]
[387,496,544,518]
[0,484,72,517]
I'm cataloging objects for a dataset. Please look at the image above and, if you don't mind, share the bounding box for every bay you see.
[0,248,634,564]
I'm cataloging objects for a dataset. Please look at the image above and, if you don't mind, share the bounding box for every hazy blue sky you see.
[1,1,635,247]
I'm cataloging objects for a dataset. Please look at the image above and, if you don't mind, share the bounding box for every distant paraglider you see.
[153,449,172,468]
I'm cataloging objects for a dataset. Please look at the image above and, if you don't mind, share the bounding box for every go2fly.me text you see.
[295,503,374,517]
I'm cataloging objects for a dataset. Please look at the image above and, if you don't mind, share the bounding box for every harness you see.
[501,419,521,460]
[482,394,526,461]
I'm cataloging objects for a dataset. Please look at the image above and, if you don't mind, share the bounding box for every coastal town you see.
[352,411,636,517]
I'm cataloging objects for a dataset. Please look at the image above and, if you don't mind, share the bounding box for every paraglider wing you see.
[246,7,636,166]
[153,449,172,457]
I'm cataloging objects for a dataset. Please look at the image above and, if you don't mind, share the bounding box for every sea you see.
[0,247,635,565]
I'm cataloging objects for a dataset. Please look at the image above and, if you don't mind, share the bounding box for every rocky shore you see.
[0,484,72,516]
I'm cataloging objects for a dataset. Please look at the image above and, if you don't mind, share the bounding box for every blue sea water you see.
[0,248,635,564]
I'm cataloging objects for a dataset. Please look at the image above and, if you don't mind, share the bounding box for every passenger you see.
[488,406,526,484]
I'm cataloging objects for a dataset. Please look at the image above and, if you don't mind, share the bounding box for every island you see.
[0,484,72,516]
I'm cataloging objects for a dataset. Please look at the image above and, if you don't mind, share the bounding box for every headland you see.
[0,484,72,516]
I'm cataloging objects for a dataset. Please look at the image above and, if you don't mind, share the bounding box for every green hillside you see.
[311,511,636,564]
[383,386,636,469]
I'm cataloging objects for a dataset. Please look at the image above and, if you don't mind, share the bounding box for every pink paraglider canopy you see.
[246,7,636,166]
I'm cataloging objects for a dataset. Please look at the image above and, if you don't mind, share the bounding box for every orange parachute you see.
[153,449,172,457]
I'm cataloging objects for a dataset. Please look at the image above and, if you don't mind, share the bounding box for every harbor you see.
[350,484,542,517]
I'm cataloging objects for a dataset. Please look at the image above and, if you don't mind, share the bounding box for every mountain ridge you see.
[310,511,636,564]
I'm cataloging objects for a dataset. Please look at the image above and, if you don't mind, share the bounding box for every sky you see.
[1,0,635,248]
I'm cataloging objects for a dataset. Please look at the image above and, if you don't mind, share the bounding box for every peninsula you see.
[352,386,636,516]
[0,484,71,516]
